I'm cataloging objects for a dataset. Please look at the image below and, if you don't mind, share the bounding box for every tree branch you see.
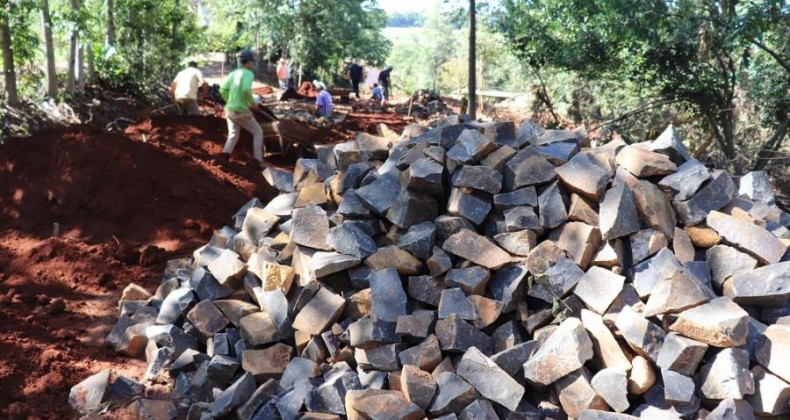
[589,98,682,132]
[755,116,790,171]
[750,38,790,73]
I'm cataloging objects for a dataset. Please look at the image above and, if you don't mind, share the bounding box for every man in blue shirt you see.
[314,80,333,118]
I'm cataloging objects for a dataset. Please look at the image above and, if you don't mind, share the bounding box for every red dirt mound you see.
[0,121,276,418]
[344,112,409,135]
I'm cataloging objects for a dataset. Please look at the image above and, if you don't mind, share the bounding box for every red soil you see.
[0,109,407,418]
[0,118,276,418]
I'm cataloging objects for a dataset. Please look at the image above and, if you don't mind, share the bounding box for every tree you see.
[0,6,18,105]
[467,0,476,119]
[497,0,790,171]
[106,0,115,46]
[40,0,58,98]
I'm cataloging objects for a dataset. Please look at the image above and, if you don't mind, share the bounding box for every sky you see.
[377,0,442,13]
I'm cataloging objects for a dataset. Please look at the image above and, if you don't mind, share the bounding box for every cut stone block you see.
[555,368,609,418]
[615,306,666,363]
[386,190,439,229]
[400,364,437,410]
[186,300,229,337]
[529,258,585,303]
[399,334,443,372]
[708,211,788,264]
[327,224,378,259]
[445,266,489,296]
[630,229,668,264]
[723,261,790,307]
[128,399,178,420]
[740,170,775,204]
[337,189,374,218]
[366,246,423,275]
[643,266,716,317]
[435,314,492,355]
[407,275,444,307]
[494,230,537,256]
[630,179,677,239]
[523,317,594,385]
[706,244,758,288]
[402,157,444,196]
[672,227,695,263]
[550,222,602,269]
[627,355,656,395]
[370,268,408,322]
[555,152,610,200]
[457,346,525,411]
[569,194,600,226]
[491,340,536,376]
[428,372,479,417]
[346,389,425,420]
[748,365,790,416]
[290,205,332,251]
[656,332,707,376]
[292,287,346,335]
[307,364,363,415]
[633,247,683,299]
[211,372,256,417]
[697,347,754,400]
[647,124,692,164]
[451,165,502,194]
[538,181,569,229]
[397,222,436,260]
[310,251,361,278]
[241,343,292,383]
[707,398,755,420]
[591,368,629,413]
[670,297,749,347]
[247,256,295,294]
[355,172,401,216]
[503,147,557,190]
[599,182,640,241]
[574,266,625,314]
[503,206,541,232]
[674,170,737,225]
[581,309,632,372]
[207,249,247,287]
[468,295,503,329]
[487,264,528,312]
[239,312,280,346]
[661,369,695,405]
[443,229,510,270]
[396,310,436,340]
[68,369,111,414]
[446,129,497,163]
[757,324,790,383]
[616,145,677,177]
[447,188,491,226]
[658,158,710,201]
[494,187,538,209]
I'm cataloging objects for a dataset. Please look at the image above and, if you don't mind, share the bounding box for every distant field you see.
[383,26,424,43]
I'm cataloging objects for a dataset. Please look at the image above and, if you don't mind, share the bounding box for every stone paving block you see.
[290,205,332,251]
[574,266,625,314]
[292,287,346,335]
[369,268,408,322]
[599,181,640,241]
[523,317,594,385]
[555,368,609,418]
[748,365,790,416]
[591,368,629,413]
[457,346,525,410]
[697,347,754,400]
[443,228,511,270]
[616,145,677,177]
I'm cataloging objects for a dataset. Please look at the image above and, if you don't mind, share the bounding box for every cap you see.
[239,50,255,63]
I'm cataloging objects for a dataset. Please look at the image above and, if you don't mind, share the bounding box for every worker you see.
[219,50,264,168]
[170,61,208,115]
[370,83,383,106]
[313,80,333,118]
[378,65,393,101]
[347,58,364,99]
[276,58,290,90]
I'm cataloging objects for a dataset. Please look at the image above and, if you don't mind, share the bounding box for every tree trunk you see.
[77,44,85,92]
[106,0,115,46]
[66,0,79,94]
[40,0,58,98]
[0,13,18,106]
[467,0,477,120]
[86,43,95,84]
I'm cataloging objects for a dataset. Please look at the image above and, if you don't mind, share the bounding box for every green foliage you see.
[496,0,790,171]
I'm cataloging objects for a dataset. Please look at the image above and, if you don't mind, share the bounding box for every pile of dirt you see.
[0,122,277,418]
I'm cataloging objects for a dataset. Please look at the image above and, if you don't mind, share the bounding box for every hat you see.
[239,50,255,63]
[313,80,326,90]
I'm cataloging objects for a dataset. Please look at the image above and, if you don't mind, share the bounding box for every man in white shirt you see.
[170,61,208,115]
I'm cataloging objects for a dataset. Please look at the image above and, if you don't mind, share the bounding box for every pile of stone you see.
[70,119,790,419]
[408,89,447,118]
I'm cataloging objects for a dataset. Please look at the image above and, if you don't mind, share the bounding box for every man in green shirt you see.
[219,50,264,167]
